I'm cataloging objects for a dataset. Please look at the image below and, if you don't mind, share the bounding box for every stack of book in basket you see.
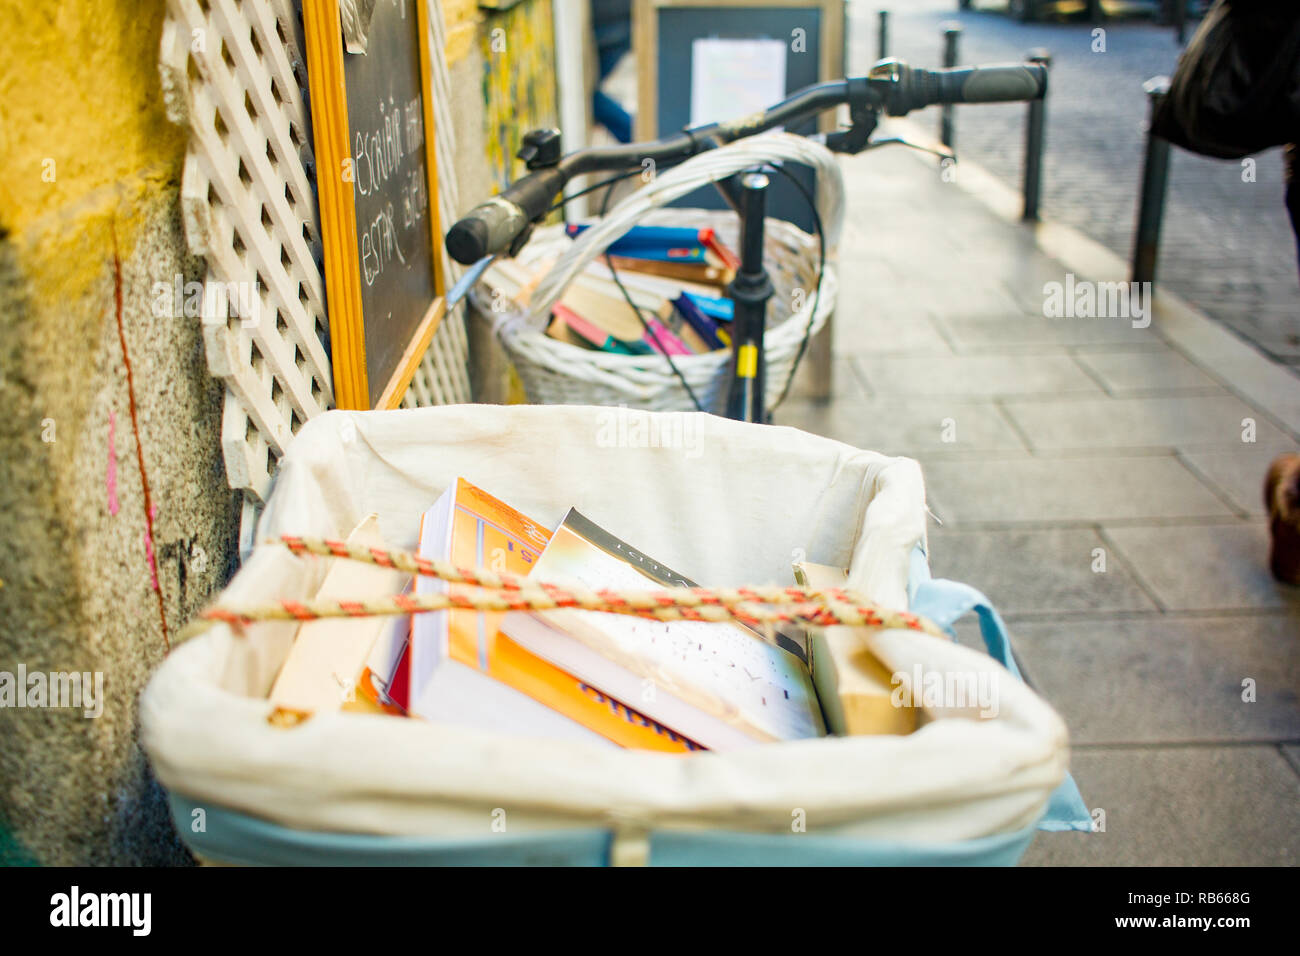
[486,225,741,357]
[267,478,920,750]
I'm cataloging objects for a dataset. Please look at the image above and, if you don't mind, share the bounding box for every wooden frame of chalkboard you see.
[632,0,845,142]
[301,0,446,410]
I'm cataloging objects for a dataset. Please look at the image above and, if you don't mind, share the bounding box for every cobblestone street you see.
[849,0,1300,368]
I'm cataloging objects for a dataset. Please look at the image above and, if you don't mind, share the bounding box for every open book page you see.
[526,511,825,743]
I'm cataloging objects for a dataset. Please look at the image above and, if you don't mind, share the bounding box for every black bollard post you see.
[878,10,889,61]
[1173,0,1187,45]
[940,23,962,151]
[1132,76,1173,286]
[1022,49,1051,221]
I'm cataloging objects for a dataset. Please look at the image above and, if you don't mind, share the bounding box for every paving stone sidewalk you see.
[776,141,1300,866]
[850,0,1300,370]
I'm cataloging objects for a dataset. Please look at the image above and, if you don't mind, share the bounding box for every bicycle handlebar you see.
[445,174,564,267]
[445,59,1047,265]
[910,63,1048,107]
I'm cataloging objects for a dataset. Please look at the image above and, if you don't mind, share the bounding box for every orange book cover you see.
[434,478,704,753]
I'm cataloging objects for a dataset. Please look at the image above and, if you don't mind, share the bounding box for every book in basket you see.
[408,478,703,753]
[501,509,826,751]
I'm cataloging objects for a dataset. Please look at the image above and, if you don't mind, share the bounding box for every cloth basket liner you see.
[140,405,1090,865]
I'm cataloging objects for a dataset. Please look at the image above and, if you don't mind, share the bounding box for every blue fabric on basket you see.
[908,547,1094,833]
[168,794,1037,867]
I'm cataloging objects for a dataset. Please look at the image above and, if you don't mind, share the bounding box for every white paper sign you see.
[689,37,788,127]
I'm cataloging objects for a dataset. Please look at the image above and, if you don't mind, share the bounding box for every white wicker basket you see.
[469,133,842,414]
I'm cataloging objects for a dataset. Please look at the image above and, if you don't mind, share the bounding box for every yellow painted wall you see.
[0,0,184,306]
[480,0,559,191]
[444,0,482,65]
[0,1,185,228]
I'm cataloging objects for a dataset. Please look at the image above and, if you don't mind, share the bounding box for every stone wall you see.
[0,0,240,864]
[0,0,545,864]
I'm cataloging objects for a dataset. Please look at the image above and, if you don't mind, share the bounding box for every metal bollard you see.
[1022,49,1051,221]
[940,23,962,151]
[1173,0,1187,45]
[878,10,889,61]
[1132,76,1173,286]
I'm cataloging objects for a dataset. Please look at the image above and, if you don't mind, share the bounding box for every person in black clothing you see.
[1158,0,1300,583]
[1158,0,1300,261]
[1229,0,1300,268]
[1288,143,1300,274]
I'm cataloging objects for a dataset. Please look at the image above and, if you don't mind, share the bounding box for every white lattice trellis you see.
[159,0,470,520]
[400,0,471,409]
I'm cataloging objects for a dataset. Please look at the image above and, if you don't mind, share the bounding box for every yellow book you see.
[794,561,917,737]
[408,478,703,753]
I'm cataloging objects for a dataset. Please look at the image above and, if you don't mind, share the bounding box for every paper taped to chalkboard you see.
[689,37,787,127]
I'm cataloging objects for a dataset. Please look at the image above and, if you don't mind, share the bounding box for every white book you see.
[501,509,826,751]
[406,480,615,747]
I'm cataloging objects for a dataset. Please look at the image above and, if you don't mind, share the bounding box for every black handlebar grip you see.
[445,166,569,264]
[445,197,528,264]
[919,63,1048,107]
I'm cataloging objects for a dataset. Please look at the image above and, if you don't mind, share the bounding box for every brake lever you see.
[445,253,497,311]
[863,136,956,163]
[507,221,536,259]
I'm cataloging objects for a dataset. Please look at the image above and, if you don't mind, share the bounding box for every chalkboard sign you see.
[302,0,445,409]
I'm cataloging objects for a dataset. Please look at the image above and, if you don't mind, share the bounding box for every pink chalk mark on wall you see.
[106,409,120,516]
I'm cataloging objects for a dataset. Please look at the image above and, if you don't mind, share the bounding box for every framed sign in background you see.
[479,0,561,193]
[303,0,445,409]
[633,0,844,232]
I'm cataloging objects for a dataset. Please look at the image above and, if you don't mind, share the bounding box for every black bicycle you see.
[445,56,1048,423]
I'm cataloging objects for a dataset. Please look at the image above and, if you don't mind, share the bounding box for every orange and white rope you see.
[196,534,944,638]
